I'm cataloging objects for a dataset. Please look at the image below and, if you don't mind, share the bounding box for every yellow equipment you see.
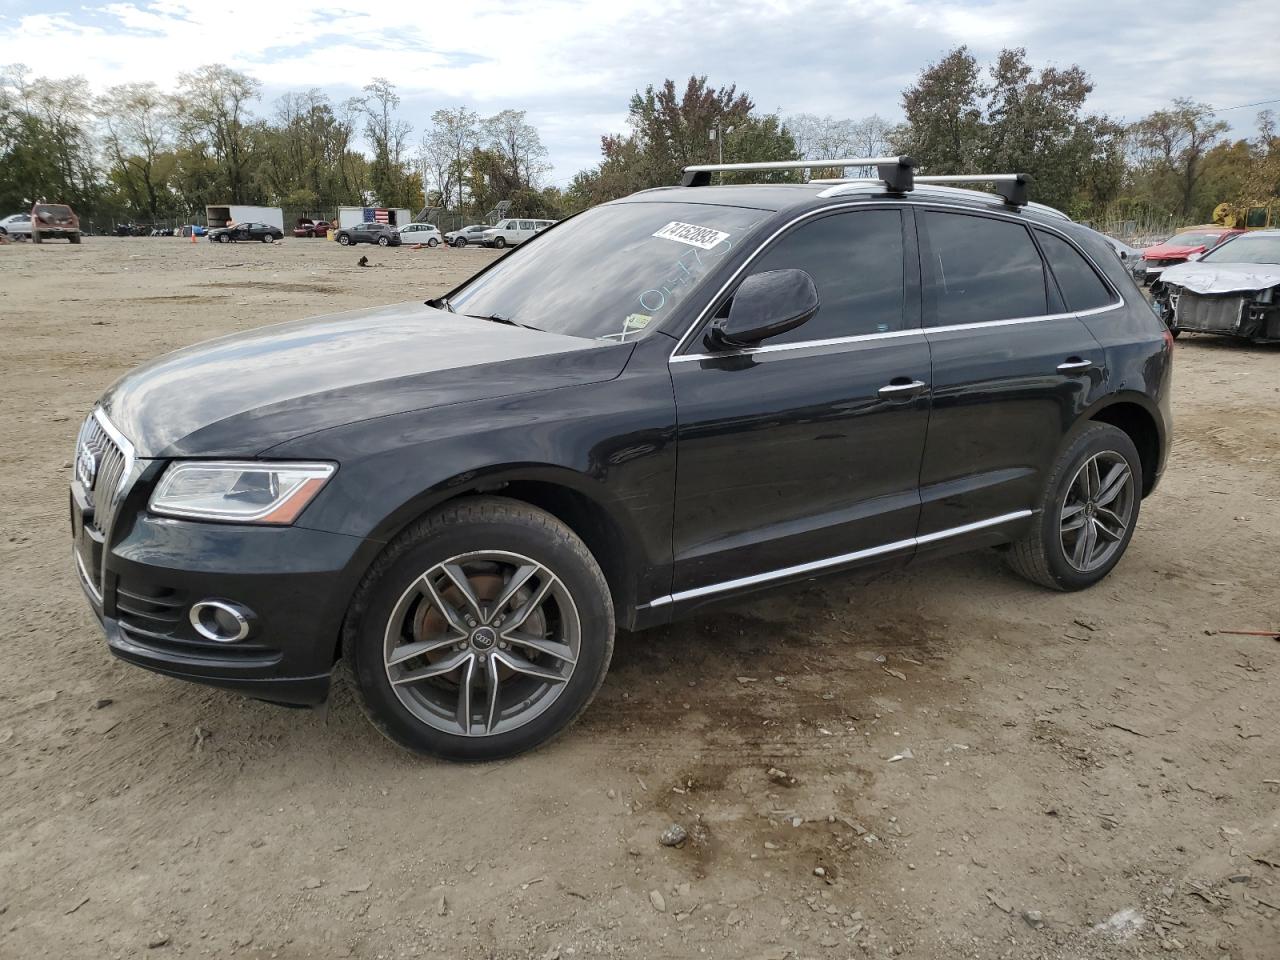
[1212,200,1279,230]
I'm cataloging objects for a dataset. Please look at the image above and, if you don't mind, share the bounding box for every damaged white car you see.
[1158,230,1280,342]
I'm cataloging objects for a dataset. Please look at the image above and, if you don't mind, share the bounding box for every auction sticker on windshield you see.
[652,221,732,250]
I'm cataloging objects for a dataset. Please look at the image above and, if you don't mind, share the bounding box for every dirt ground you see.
[1,236,1277,960]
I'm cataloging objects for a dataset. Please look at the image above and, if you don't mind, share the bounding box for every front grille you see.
[1175,292,1244,333]
[76,411,134,532]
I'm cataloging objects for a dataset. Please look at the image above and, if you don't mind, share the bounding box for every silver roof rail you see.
[680,156,916,193]
[913,173,1032,208]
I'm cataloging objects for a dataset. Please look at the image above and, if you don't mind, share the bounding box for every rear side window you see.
[922,211,1046,326]
[737,209,905,343]
[1036,230,1114,312]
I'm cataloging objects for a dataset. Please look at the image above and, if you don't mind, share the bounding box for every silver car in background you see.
[1157,230,1280,342]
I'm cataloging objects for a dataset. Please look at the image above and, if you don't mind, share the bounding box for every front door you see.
[668,207,931,608]
[914,208,1109,539]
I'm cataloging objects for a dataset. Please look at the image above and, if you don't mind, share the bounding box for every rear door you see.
[915,208,1109,541]
[669,207,932,605]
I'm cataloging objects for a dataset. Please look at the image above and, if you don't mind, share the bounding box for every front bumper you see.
[74,475,378,706]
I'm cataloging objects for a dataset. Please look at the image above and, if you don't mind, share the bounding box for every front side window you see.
[1036,229,1114,312]
[923,211,1047,326]
[1245,207,1268,229]
[448,201,769,341]
[727,209,906,343]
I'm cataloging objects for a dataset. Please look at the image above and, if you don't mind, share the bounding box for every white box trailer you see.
[205,205,284,231]
[336,206,414,231]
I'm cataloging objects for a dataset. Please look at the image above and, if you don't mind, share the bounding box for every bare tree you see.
[483,109,549,190]
[361,78,413,206]
[176,65,261,203]
[98,82,176,220]
[420,106,478,211]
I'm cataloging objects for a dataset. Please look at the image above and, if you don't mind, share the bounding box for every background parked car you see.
[1136,226,1242,285]
[335,222,401,247]
[207,221,285,243]
[30,203,81,244]
[444,224,490,247]
[399,222,442,246]
[0,213,32,238]
[293,219,330,238]
[1156,229,1280,342]
[480,218,556,248]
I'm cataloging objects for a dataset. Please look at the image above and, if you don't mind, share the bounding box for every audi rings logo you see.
[76,446,98,490]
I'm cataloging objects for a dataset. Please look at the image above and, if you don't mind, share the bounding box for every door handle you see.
[1056,358,1093,375]
[878,379,929,399]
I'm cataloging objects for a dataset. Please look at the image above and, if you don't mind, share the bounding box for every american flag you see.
[364,208,390,224]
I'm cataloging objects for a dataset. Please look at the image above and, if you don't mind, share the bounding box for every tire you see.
[32,231,42,244]
[427,238,438,248]
[70,233,81,244]
[338,234,351,245]
[1007,422,1142,591]
[493,236,506,249]
[377,236,389,247]
[0,227,7,236]
[342,496,615,761]
[263,234,275,243]
[217,233,230,243]
[454,238,467,248]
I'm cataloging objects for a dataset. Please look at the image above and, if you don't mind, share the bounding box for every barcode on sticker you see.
[652,221,731,249]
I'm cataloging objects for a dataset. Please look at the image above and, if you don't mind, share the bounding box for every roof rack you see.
[913,174,1032,208]
[680,156,917,193]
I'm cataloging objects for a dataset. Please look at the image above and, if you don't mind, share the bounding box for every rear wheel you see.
[70,233,81,244]
[1007,423,1142,591]
[427,238,438,248]
[378,236,389,247]
[343,497,614,761]
[32,231,42,244]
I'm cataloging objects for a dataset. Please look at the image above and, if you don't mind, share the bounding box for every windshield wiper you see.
[466,312,541,332]
[425,296,455,313]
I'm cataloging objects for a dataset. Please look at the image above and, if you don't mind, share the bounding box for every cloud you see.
[3,0,1278,181]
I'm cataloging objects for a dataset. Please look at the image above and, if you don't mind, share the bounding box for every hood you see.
[1160,261,1280,295]
[1142,243,1207,260]
[101,302,632,458]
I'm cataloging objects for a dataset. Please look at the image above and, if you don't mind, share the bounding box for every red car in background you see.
[293,219,330,238]
[1137,226,1243,286]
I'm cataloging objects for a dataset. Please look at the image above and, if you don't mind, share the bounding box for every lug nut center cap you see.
[470,627,497,650]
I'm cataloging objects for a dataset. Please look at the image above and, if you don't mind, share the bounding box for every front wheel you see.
[342,497,615,761]
[1007,423,1142,591]
[454,238,467,247]
[492,236,506,249]
[217,233,230,243]
[263,234,275,243]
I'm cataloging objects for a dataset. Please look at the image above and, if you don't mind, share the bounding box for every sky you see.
[3,0,1279,186]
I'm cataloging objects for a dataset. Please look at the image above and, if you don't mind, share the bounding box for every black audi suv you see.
[72,159,1172,760]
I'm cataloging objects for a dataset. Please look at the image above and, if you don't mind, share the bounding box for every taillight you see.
[1162,327,1175,352]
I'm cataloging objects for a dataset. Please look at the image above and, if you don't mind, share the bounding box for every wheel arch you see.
[338,465,643,662]
[1083,393,1164,496]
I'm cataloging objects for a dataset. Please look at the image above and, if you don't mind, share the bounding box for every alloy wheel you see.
[383,551,581,737]
[1059,451,1134,572]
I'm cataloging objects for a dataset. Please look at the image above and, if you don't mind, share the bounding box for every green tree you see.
[1129,99,1228,219]
[98,82,177,221]
[361,78,413,207]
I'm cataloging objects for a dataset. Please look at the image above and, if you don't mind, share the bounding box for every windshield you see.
[1201,234,1280,265]
[448,201,770,340]
[1162,231,1222,249]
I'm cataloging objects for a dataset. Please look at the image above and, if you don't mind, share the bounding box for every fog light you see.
[189,600,253,642]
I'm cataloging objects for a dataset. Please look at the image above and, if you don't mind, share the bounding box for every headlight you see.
[1258,287,1275,305]
[149,461,335,524]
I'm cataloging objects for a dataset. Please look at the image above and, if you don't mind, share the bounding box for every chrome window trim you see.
[668,200,1124,362]
[641,509,1032,608]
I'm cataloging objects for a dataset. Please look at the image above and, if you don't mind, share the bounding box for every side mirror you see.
[706,269,820,349]
[1187,252,1202,262]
